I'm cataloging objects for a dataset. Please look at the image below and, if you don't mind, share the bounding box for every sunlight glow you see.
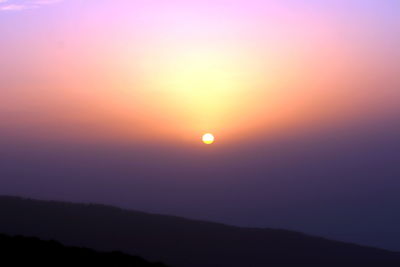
[202,133,215,145]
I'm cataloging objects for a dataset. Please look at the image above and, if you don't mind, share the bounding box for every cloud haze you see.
[0,0,62,11]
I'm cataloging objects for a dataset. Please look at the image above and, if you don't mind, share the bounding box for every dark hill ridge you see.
[0,233,168,266]
[1,195,400,267]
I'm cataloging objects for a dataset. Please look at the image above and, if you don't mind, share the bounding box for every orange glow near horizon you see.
[0,0,399,144]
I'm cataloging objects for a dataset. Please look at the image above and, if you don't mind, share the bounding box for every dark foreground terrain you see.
[0,233,167,266]
[1,196,400,267]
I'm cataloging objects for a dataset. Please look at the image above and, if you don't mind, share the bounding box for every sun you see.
[202,133,215,145]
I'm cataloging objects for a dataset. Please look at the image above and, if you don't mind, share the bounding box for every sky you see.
[1,0,400,250]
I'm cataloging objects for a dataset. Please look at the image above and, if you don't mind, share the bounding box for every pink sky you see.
[1,0,399,144]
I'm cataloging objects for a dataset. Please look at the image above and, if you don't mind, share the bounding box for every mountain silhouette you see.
[0,233,168,266]
[1,196,400,267]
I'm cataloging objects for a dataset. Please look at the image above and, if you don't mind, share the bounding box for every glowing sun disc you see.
[202,133,215,144]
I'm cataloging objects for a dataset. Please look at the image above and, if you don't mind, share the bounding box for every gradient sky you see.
[1,0,400,250]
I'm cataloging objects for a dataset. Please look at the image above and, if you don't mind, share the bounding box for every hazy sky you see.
[1,0,400,250]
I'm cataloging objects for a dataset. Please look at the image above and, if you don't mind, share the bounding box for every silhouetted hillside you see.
[1,196,400,267]
[0,233,168,266]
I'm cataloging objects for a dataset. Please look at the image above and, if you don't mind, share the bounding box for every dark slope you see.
[0,233,168,266]
[1,196,400,267]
